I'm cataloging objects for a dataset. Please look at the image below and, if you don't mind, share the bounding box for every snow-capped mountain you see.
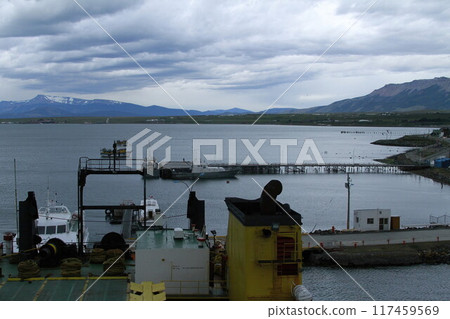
[1,77,449,118]
[0,95,253,118]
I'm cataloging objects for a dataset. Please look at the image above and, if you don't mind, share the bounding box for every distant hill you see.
[1,77,449,118]
[0,95,254,118]
[305,77,450,113]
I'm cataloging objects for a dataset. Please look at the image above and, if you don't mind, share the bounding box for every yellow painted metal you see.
[33,279,48,301]
[7,276,128,281]
[226,212,302,301]
[129,281,166,301]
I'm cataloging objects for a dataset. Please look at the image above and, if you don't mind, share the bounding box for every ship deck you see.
[0,258,132,301]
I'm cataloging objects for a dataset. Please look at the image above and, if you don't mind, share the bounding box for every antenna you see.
[47,176,50,207]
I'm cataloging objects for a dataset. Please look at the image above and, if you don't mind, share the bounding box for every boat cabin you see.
[37,205,74,236]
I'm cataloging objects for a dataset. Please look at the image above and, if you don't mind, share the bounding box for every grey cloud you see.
[0,0,142,37]
[0,0,448,109]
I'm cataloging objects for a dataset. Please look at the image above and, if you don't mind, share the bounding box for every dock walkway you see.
[302,227,450,249]
[210,163,426,175]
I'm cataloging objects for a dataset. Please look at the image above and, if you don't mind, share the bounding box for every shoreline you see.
[303,241,450,268]
[374,130,450,185]
[1,111,450,127]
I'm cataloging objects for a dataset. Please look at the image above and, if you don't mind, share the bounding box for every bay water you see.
[0,123,448,300]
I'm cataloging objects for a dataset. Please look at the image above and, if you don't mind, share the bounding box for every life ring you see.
[105,209,112,216]
[72,213,78,220]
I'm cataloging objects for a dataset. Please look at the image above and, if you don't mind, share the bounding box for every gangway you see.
[77,155,147,254]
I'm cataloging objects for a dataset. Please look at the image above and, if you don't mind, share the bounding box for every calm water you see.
[0,123,448,300]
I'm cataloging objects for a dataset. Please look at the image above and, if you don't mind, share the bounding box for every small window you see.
[46,226,56,234]
[57,225,66,233]
[356,217,359,223]
[384,218,389,224]
[367,218,374,224]
[37,226,45,234]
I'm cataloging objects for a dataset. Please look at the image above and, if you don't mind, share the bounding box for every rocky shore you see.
[303,241,450,267]
[374,130,450,185]
[371,134,437,147]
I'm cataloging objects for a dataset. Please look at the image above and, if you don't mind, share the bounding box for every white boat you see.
[37,200,89,248]
[139,197,164,227]
[191,164,240,179]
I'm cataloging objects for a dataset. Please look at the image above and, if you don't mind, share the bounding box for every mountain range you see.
[305,77,450,113]
[0,77,449,118]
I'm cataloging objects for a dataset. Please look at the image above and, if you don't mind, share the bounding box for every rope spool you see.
[105,248,124,262]
[89,248,106,264]
[9,253,22,264]
[61,258,82,277]
[18,259,40,279]
[103,257,126,276]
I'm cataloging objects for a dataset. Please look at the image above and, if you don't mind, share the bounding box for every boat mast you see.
[47,177,50,207]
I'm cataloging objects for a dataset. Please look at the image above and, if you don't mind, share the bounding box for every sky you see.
[0,0,449,111]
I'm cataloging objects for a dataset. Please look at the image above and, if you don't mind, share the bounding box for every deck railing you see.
[78,157,146,173]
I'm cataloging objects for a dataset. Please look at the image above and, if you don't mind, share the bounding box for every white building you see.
[135,228,210,295]
[353,209,391,231]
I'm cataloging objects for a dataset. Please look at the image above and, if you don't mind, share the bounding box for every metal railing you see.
[78,157,146,173]
[430,214,450,225]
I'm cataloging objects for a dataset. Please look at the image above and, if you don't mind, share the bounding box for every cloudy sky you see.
[0,0,449,111]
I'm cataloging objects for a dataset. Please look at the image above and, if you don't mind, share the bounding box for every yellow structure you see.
[129,281,166,301]
[225,197,303,301]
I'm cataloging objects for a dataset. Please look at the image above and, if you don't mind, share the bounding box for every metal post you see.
[78,183,84,255]
[77,158,85,256]
[142,160,148,228]
[143,162,147,228]
[14,159,19,234]
[345,173,351,230]
[113,141,117,171]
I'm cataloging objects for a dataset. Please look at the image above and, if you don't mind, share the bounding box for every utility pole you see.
[345,173,352,230]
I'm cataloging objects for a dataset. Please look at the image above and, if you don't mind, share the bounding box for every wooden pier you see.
[209,163,428,175]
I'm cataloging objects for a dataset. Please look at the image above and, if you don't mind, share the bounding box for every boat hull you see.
[170,168,239,180]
